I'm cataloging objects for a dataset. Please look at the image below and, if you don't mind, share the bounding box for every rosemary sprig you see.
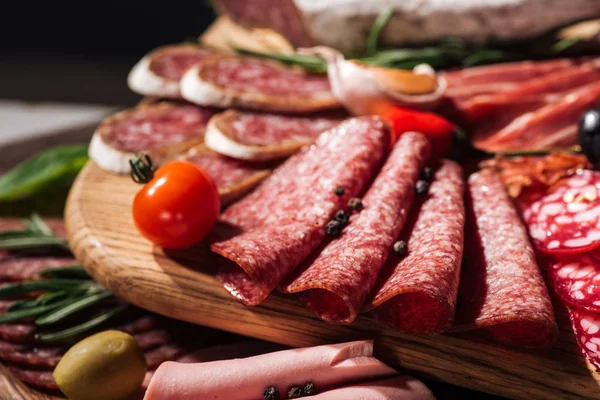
[40,265,90,279]
[0,298,77,323]
[36,290,113,326]
[235,48,328,73]
[0,213,68,250]
[366,7,394,55]
[0,280,91,298]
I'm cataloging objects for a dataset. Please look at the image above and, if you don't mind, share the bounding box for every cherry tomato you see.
[132,160,220,249]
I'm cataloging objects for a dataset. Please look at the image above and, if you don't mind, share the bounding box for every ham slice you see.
[204,109,345,161]
[210,117,390,305]
[311,376,435,400]
[143,340,397,400]
[180,56,340,113]
[281,132,430,324]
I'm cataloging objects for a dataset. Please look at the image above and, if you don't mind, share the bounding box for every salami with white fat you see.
[89,101,217,174]
[128,44,217,98]
[453,170,558,348]
[365,160,465,334]
[280,132,430,324]
[0,256,76,283]
[181,56,340,113]
[520,170,600,254]
[547,251,600,312]
[205,109,345,161]
[210,117,391,305]
[569,307,600,370]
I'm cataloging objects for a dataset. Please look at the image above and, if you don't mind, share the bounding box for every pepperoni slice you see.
[569,307,600,370]
[520,170,600,254]
[548,251,600,312]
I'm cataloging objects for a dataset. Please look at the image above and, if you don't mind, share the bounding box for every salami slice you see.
[0,341,63,367]
[182,145,271,205]
[546,251,600,312]
[89,101,217,174]
[365,160,465,334]
[520,170,600,254]
[0,256,76,282]
[204,109,345,161]
[128,44,217,98]
[7,366,58,390]
[453,170,558,348]
[210,117,391,305]
[569,307,600,370]
[180,56,340,113]
[280,132,430,324]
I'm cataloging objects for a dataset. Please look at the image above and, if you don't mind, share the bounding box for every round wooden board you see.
[66,161,600,400]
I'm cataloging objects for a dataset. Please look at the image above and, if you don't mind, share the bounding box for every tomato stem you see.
[129,154,155,184]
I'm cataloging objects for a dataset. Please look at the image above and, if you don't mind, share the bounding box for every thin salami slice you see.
[0,324,37,343]
[547,251,600,312]
[182,145,271,205]
[145,344,187,369]
[453,170,558,348]
[204,109,345,161]
[7,366,58,390]
[0,256,76,282]
[181,56,340,113]
[0,341,63,367]
[280,132,430,324]
[128,44,217,98]
[365,160,465,334]
[569,307,600,370]
[520,170,600,254]
[89,101,218,174]
[211,117,391,305]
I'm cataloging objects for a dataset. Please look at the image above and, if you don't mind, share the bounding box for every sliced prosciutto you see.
[519,170,600,254]
[365,160,465,334]
[143,340,397,400]
[180,56,341,113]
[453,170,558,348]
[281,132,430,324]
[205,109,345,161]
[182,145,271,205]
[210,117,390,305]
[89,101,217,174]
[128,44,217,98]
[547,251,600,312]
[569,308,600,370]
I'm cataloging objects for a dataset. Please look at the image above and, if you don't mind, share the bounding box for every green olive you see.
[53,330,146,400]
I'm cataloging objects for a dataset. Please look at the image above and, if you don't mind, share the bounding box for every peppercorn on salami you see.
[365,159,465,334]
[210,117,391,306]
[453,170,558,348]
[280,132,430,324]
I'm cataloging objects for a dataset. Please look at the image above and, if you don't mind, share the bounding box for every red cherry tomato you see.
[132,160,220,249]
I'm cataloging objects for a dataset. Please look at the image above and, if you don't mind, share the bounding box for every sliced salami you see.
[0,324,37,344]
[128,44,217,98]
[7,366,58,390]
[280,132,430,324]
[89,101,217,174]
[182,145,271,205]
[453,170,558,348]
[0,341,63,367]
[546,251,600,312]
[204,109,345,161]
[0,256,77,282]
[210,117,391,305]
[145,344,187,369]
[180,56,340,113]
[569,307,600,370]
[365,160,465,334]
[520,170,600,254]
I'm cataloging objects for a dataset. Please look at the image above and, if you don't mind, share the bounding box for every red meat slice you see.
[569,307,600,370]
[547,251,600,312]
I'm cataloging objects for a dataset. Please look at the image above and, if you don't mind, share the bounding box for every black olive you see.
[578,108,600,168]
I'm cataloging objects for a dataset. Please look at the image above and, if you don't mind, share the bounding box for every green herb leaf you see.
[462,49,506,67]
[552,37,582,54]
[0,280,91,299]
[367,7,394,56]
[0,298,75,323]
[36,290,113,326]
[22,213,53,236]
[235,48,328,73]
[0,233,67,250]
[0,144,89,201]
[37,304,129,342]
[40,265,89,279]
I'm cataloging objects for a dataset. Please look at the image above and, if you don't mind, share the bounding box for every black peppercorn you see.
[334,186,345,196]
[421,167,433,182]
[302,382,316,396]
[393,240,408,257]
[325,220,343,237]
[348,197,363,211]
[287,386,303,399]
[264,386,280,400]
[334,209,349,225]
[415,180,429,196]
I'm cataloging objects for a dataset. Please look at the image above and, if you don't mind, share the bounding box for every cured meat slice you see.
[0,324,37,343]
[365,160,465,334]
[519,170,600,254]
[143,340,397,400]
[89,101,217,174]
[281,132,430,324]
[180,56,340,113]
[453,170,558,348]
[569,307,600,370]
[204,109,344,161]
[211,117,390,305]
[547,251,600,312]
[310,376,435,400]
[0,256,76,282]
[145,344,187,369]
[182,145,271,205]
[7,366,57,390]
[128,44,217,98]
[0,341,63,367]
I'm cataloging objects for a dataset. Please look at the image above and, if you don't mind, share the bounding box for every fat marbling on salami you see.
[210,117,391,305]
[454,169,558,348]
[280,132,430,324]
[365,159,465,334]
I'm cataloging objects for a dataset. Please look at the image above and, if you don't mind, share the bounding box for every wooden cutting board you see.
[64,161,600,400]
